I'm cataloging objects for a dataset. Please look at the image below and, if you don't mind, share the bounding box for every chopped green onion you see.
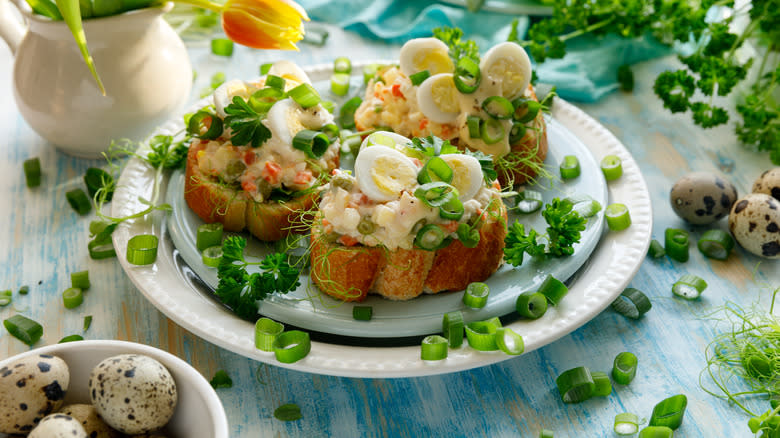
[513,190,543,214]
[638,426,674,438]
[466,116,482,139]
[0,290,11,307]
[648,239,665,258]
[202,246,223,267]
[591,371,613,396]
[288,83,321,109]
[255,317,284,352]
[274,403,302,421]
[539,430,554,438]
[556,366,595,403]
[414,224,449,251]
[272,330,311,363]
[210,72,226,89]
[559,155,581,180]
[126,234,159,265]
[4,314,43,346]
[209,370,233,389]
[265,74,286,91]
[417,157,454,184]
[187,110,223,140]
[453,57,481,94]
[333,56,351,74]
[330,73,350,96]
[611,288,652,319]
[482,96,514,119]
[66,188,92,215]
[697,229,735,261]
[495,327,524,355]
[363,63,381,84]
[612,351,638,384]
[442,311,464,348]
[538,275,568,306]
[59,334,84,343]
[438,196,464,221]
[338,96,362,129]
[672,274,707,300]
[260,63,273,75]
[614,413,640,436]
[600,155,623,181]
[353,305,373,321]
[509,122,527,144]
[480,118,504,144]
[516,292,548,319]
[249,87,285,113]
[62,287,83,309]
[649,394,687,430]
[23,158,41,188]
[19,285,29,295]
[465,321,498,351]
[605,203,632,231]
[302,27,329,46]
[664,228,689,262]
[421,335,449,360]
[84,167,114,201]
[463,282,489,308]
[321,100,335,114]
[569,195,602,218]
[83,315,93,331]
[414,182,458,208]
[70,270,90,290]
[409,70,430,86]
[512,98,542,123]
[456,223,480,248]
[210,38,234,56]
[293,130,330,159]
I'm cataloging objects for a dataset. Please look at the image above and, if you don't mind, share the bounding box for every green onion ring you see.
[420,335,448,361]
[293,130,330,159]
[453,57,481,94]
[648,239,665,258]
[409,70,431,86]
[66,188,92,216]
[84,167,114,201]
[480,118,505,144]
[495,327,524,355]
[512,98,542,123]
[539,429,554,438]
[272,330,311,363]
[465,321,498,351]
[591,371,613,396]
[255,317,284,351]
[210,38,234,56]
[649,394,687,430]
[556,366,595,403]
[288,83,322,109]
[249,87,284,113]
[187,110,223,140]
[3,314,43,346]
[600,155,623,181]
[417,156,454,184]
[442,311,464,348]
[482,96,514,119]
[513,190,543,214]
[614,413,640,436]
[196,223,224,252]
[664,228,689,262]
[611,288,652,319]
[638,426,674,438]
[18,285,29,295]
[70,270,90,290]
[0,290,11,307]
[516,291,548,319]
[333,56,352,74]
[265,74,286,91]
[612,351,638,384]
[330,73,351,96]
[59,334,84,343]
[466,115,482,139]
[605,203,631,231]
[23,157,41,188]
[463,282,489,308]
[352,305,373,321]
[260,63,272,75]
[438,195,464,221]
[456,223,480,248]
[202,246,223,267]
[538,275,568,306]
[509,122,527,144]
[414,224,450,251]
[126,234,159,266]
[559,155,581,180]
[672,274,707,300]
[697,229,735,261]
[338,96,362,129]
[414,182,458,208]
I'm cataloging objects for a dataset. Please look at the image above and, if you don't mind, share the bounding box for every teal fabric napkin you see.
[298,0,671,102]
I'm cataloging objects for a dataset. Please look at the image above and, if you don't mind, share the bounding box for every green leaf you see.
[209,370,233,389]
[224,96,272,148]
[274,403,302,421]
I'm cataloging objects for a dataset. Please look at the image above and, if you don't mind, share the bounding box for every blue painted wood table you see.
[2,23,779,437]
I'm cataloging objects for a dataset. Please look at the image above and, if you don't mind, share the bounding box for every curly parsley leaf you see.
[542,198,587,257]
[224,96,272,148]
[464,149,498,183]
[410,136,459,157]
[432,26,480,64]
[505,222,544,267]
[653,70,695,113]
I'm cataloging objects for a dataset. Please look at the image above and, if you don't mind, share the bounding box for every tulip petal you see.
[221,0,307,50]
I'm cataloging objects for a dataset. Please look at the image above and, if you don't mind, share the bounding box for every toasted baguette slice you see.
[310,200,508,302]
[184,142,330,241]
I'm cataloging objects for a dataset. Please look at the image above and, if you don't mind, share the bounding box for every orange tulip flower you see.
[221,0,309,50]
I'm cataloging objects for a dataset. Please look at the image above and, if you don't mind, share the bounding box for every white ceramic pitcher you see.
[0,0,192,157]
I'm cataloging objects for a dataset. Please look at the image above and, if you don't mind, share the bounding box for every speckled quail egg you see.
[728,193,780,259]
[354,145,420,202]
[670,172,738,225]
[752,168,780,201]
[399,37,454,77]
[28,413,87,438]
[417,73,461,124]
[59,403,121,438]
[129,434,169,438]
[0,354,70,434]
[88,354,177,435]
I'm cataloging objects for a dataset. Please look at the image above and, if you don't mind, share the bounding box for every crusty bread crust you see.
[184,141,329,241]
[497,85,548,187]
[310,199,508,302]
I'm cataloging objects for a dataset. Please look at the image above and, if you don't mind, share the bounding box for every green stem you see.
[168,0,223,13]
[559,17,616,43]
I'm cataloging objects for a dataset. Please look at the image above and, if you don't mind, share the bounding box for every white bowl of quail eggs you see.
[0,340,229,438]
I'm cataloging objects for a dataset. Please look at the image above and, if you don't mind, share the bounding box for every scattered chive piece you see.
[333,56,351,74]
[569,195,602,218]
[638,426,674,438]
[516,291,547,319]
[272,330,311,363]
[321,100,335,114]
[649,394,687,430]
[612,351,638,384]
[482,96,514,119]
[590,371,613,396]
[421,335,449,360]
[23,157,42,187]
[648,239,665,258]
[697,229,735,260]
[540,429,554,438]
[18,285,29,295]
[664,228,689,262]
[288,83,321,109]
[672,274,707,300]
[465,321,498,351]
[600,155,623,181]
[3,314,43,346]
[62,287,84,309]
[83,167,114,201]
[463,282,489,308]
[274,403,302,421]
[611,287,652,319]
[538,275,568,306]
[255,317,284,352]
[59,334,84,343]
[260,63,273,75]
[196,223,224,252]
[409,70,430,86]
[495,327,524,355]
[330,73,350,96]
[513,190,543,214]
[292,130,330,158]
[265,74,285,91]
[210,71,226,89]
[210,38,234,56]
[352,305,373,321]
[442,311,464,348]
[209,370,233,389]
[560,155,581,179]
[70,270,90,290]
[614,413,640,436]
[83,315,93,331]
[0,290,11,307]
[202,246,223,268]
[66,188,92,215]
[338,96,362,129]
[301,27,329,46]
[126,234,159,265]
[556,366,595,403]
[605,203,631,231]
[363,63,381,84]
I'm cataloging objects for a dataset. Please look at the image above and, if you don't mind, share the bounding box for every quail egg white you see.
[399,37,454,77]
[728,193,780,259]
[359,130,413,153]
[28,413,87,438]
[440,154,484,201]
[0,354,70,434]
[267,59,312,86]
[417,73,461,124]
[59,403,120,438]
[479,42,532,100]
[752,167,780,201]
[213,79,253,118]
[355,145,420,202]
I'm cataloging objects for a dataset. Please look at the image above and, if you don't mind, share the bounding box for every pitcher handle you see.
[0,0,26,54]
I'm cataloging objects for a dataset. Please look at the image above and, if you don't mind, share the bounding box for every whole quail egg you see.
[670,172,738,225]
[28,413,87,438]
[59,403,120,438]
[728,193,780,259]
[88,354,177,435]
[752,168,780,201]
[0,354,70,434]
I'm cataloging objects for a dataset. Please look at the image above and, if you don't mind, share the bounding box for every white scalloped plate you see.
[112,64,652,378]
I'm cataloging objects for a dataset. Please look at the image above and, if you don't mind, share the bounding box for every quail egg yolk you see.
[370,156,418,198]
[430,75,460,114]
[413,50,454,76]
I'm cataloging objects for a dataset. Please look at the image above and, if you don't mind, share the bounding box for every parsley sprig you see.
[432,27,480,65]
[223,96,272,148]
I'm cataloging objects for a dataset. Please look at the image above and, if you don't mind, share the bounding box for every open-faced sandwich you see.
[310,132,507,302]
[354,35,547,187]
[185,61,340,241]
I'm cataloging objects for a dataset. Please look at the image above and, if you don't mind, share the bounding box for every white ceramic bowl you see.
[0,340,228,438]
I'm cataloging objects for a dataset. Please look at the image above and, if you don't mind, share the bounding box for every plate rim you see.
[111,62,652,378]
